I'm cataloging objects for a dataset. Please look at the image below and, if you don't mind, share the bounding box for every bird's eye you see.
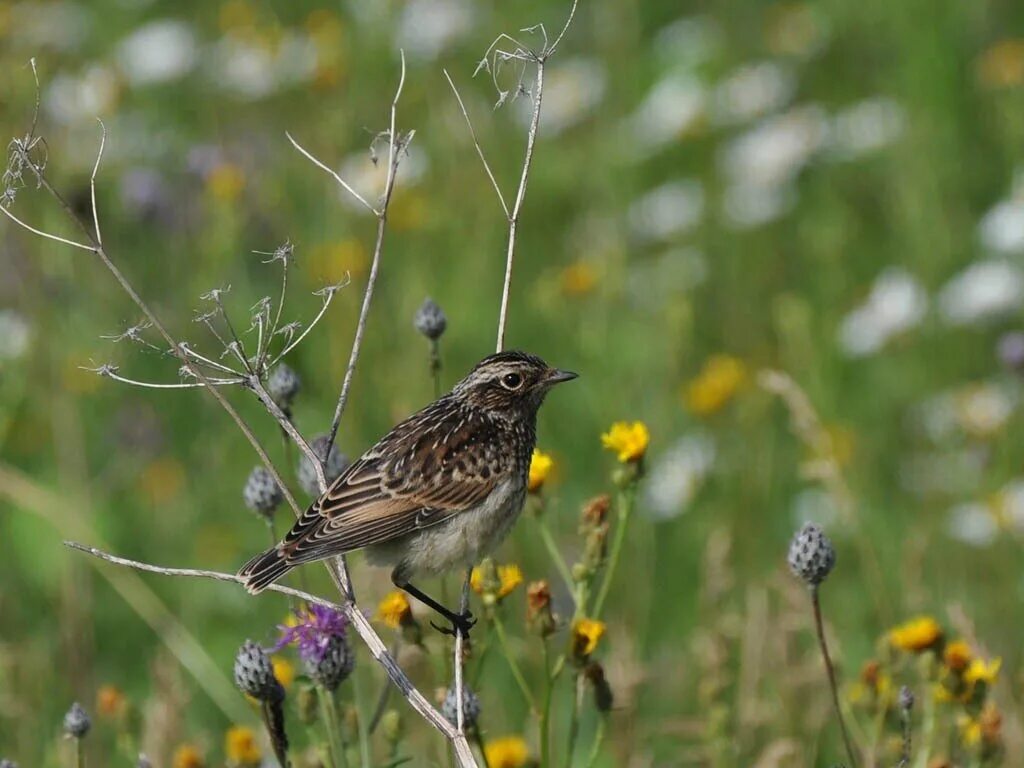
[501,372,523,389]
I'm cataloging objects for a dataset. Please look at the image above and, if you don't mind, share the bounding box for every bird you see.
[239,350,577,636]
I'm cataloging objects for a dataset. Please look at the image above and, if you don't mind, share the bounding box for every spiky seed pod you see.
[304,634,354,692]
[243,466,283,518]
[297,435,350,497]
[787,522,836,587]
[136,755,153,768]
[1,759,19,768]
[268,363,301,408]
[63,702,91,738]
[899,685,914,712]
[413,298,447,341]
[233,640,283,702]
[440,684,481,728]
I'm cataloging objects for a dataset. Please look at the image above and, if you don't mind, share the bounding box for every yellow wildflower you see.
[889,616,943,652]
[225,725,261,765]
[943,640,972,672]
[560,261,599,297]
[601,421,650,463]
[848,660,892,705]
[96,685,126,718]
[471,563,524,600]
[483,735,530,768]
[960,713,983,747]
[378,591,412,629]
[206,163,245,202]
[272,657,294,689]
[964,657,1001,686]
[977,39,1024,89]
[571,618,606,659]
[172,744,205,768]
[528,449,554,492]
[685,354,747,416]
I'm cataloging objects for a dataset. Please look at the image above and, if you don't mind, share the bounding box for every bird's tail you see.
[238,547,294,594]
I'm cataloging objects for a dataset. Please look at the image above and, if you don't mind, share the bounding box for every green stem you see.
[585,716,607,768]
[912,685,935,768]
[535,514,575,593]
[811,587,858,768]
[491,609,538,712]
[472,726,491,768]
[563,672,583,768]
[430,340,442,399]
[351,669,372,768]
[320,685,347,768]
[592,486,635,619]
[74,737,85,768]
[541,641,554,768]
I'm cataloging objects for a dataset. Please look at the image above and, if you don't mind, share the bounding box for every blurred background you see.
[2,0,1024,764]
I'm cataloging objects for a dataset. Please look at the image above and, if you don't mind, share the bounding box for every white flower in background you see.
[626,248,708,307]
[653,16,723,69]
[628,180,704,241]
[720,105,829,189]
[630,75,706,152]
[45,66,119,125]
[722,182,796,229]
[397,0,473,61]
[642,433,715,520]
[0,310,31,361]
[116,20,197,85]
[837,268,927,357]
[829,97,905,159]
[938,259,1024,325]
[520,59,605,136]
[711,61,796,126]
[336,145,429,212]
[792,488,839,527]
[900,448,987,496]
[11,2,91,52]
[210,33,316,99]
[954,382,1016,437]
[979,198,1024,256]
[947,479,1024,547]
[947,501,998,547]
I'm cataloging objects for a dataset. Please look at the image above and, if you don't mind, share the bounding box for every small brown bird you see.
[239,351,577,635]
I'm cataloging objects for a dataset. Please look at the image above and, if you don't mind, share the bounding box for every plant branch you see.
[811,587,858,768]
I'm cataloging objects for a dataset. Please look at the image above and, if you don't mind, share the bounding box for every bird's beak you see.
[545,368,579,385]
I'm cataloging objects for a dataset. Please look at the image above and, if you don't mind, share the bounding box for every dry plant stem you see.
[65,541,478,765]
[324,51,407,459]
[454,572,471,738]
[811,586,858,768]
[249,376,326,491]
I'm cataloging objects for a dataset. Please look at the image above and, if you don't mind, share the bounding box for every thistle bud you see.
[440,684,481,728]
[787,522,835,587]
[243,466,283,519]
[526,580,556,638]
[233,640,283,703]
[63,702,91,738]
[268,363,301,408]
[584,662,614,712]
[1,759,19,768]
[304,634,354,692]
[297,435,350,497]
[899,685,914,713]
[414,298,447,340]
[136,755,153,768]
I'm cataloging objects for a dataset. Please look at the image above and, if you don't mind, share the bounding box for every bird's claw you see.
[431,610,476,638]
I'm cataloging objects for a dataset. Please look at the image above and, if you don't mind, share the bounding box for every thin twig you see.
[0,205,94,251]
[811,587,858,768]
[324,50,408,458]
[90,119,106,246]
[286,131,378,216]
[443,69,509,219]
[248,376,327,492]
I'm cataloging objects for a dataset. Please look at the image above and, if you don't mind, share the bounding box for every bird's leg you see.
[396,579,476,638]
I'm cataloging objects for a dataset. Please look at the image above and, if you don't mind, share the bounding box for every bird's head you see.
[453,350,577,418]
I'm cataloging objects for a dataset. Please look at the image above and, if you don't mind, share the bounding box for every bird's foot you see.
[431,610,476,638]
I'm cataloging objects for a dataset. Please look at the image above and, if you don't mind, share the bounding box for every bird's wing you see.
[273,406,506,565]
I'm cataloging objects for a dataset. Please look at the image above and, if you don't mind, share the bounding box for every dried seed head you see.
[268,363,301,407]
[787,522,836,586]
[899,685,914,712]
[233,640,283,702]
[63,702,91,738]
[440,684,481,728]
[585,662,614,712]
[243,466,283,518]
[297,435,350,497]
[414,297,447,341]
[304,633,354,692]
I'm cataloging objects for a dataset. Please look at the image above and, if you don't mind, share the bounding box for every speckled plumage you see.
[239,351,576,596]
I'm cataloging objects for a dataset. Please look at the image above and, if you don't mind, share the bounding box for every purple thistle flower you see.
[274,603,348,665]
